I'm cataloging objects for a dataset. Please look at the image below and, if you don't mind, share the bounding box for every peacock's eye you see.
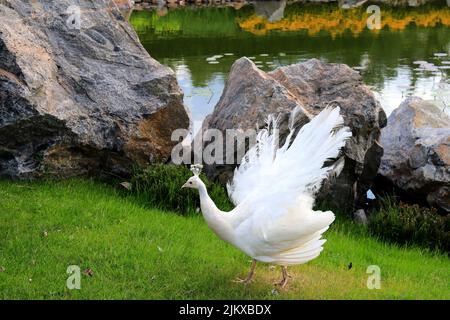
[189,182,192,184]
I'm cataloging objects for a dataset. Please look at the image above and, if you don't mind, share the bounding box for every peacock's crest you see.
[190,164,203,176]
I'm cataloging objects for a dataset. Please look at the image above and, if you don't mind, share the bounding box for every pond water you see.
[130,1,450,135]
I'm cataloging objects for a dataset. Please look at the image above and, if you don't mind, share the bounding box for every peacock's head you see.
[181,164,204,190]
[182,175,202,189]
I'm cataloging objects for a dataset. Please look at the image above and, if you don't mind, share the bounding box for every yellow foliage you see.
[238,7,450,37]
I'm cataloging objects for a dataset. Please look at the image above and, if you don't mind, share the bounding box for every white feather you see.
[192,107,352,266]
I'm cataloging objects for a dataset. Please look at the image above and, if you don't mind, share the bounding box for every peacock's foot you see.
[274,277,289,288]
[232,259,257,285]
[274,266,290,288]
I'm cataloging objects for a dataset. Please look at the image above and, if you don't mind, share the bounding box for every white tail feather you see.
[228,106,351,206]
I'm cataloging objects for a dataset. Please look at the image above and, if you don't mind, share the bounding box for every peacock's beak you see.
[181,182,188,189]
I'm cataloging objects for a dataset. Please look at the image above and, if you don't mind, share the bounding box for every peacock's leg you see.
[233,259,257,285]
[275,266,289,288]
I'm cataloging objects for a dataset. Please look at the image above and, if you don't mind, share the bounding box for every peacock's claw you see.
[274,278,289,288]
[232,259,257,285]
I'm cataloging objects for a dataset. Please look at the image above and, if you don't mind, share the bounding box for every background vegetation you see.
[369,199,450,253]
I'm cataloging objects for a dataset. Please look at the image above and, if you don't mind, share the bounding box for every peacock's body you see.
[182,106,352,287]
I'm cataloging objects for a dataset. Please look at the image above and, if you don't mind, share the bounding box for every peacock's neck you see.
[198,183,222,222]
[197,183,235,245]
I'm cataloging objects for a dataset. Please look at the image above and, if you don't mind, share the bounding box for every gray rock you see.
[353,209,368,225]
[377,97,450,213]
[254,0,287,23]
[338,0,368,9]
[200,57,386,212]
[427,186,450,213]
[0,0,189,178]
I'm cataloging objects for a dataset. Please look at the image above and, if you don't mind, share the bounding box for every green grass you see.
[0,179,449,299]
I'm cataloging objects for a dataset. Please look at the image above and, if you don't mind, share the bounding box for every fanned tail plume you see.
[228,105,352,207]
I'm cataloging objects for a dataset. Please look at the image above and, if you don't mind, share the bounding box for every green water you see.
[130,2,450,134]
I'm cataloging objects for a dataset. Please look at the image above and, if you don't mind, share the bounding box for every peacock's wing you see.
[229,107,351,255]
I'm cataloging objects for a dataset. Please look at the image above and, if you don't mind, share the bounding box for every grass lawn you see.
[0,179,448,300]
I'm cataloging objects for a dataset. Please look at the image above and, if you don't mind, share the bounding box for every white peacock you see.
[182,106,352,287]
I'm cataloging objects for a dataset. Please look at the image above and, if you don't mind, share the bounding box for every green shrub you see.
[130,164,234,215]
[368,198,450,253]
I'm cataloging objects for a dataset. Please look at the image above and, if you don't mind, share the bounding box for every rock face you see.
[377,97,450,213]
[0,0,189,178]
[200,57,386,212]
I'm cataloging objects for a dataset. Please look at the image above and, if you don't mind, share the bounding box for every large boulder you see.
[0,0,189,178]
[376,97,450,213]
[199,57,386,212]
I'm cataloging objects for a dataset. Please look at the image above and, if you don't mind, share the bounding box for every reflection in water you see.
[130,2,450,135]
[254,0,287,23]
[238,3,450,36]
